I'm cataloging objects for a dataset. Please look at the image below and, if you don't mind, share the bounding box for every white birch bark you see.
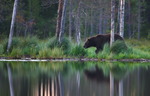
[69,0,72,40]
[7,64,14,96]
[137,0,141,40]
[119,0,125,38]
[110,71,114,96]
[58,0,68,42]
[76,2,81,45]
[7,0,19,52]
[119,79,124,96]
[110,0,115,46]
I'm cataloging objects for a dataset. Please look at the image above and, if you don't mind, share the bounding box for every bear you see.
[83,33,125,54]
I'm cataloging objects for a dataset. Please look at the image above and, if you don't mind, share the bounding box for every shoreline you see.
[0,57,150,62]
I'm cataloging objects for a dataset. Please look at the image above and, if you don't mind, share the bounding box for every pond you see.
[0,61,150,96]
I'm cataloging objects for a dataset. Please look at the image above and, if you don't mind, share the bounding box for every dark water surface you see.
[0,61,150,96]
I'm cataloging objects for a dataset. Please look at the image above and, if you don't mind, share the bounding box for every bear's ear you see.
[87,38,91,41]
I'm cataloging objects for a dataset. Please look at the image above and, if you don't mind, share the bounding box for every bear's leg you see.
[95,49,99,54]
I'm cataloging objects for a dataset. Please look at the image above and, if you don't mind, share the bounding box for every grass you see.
[0,37,150,59]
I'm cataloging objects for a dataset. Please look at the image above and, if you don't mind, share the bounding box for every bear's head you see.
[83,38,95,48]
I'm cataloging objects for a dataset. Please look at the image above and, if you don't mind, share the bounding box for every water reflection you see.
[0,62,150,96]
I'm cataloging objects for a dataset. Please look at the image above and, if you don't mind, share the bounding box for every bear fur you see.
[83,33,125,54]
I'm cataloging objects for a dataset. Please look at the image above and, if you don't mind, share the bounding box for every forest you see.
[0,0,150,59]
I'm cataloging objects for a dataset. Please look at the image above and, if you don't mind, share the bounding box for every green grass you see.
[70,44,87,57]
[0,37,149,59]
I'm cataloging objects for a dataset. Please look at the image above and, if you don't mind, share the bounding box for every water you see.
[0,61,150,96]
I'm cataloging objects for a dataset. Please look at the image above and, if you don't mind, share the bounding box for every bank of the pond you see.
[0,57,150,62]
[0,37,150,59]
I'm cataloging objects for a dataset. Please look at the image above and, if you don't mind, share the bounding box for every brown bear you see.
[83,33,125,54]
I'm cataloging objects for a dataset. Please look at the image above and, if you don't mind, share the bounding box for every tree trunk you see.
[58,0,68,42]
[69,0,72,40]
[110,71,114,96]
[7,64,14,96]
[58,73,64,96]
[119,79,124,96]
[90,8,93,35]
[56,0,64,39]
[7,0,19,52]
[137,0,141,40]
[110,0,115,46]
[119,0,125,38]
[99,8,103,34]
[76,1,81,45]
[127,0,132,38]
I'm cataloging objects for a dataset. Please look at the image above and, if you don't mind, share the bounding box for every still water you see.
[0,61,150,96]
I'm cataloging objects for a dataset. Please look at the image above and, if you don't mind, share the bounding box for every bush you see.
[48,37,71,54]
[111,40,127,54]
[50,47,64,58]
[9,48,23,58]
[20,36,40,56]
[38,48,52,58]
[0,44,4,55]
[70,45,87,56]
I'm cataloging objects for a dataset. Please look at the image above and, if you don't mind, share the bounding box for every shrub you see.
[38,48,52,58]
[20,36,40,56]
[48,37,71,54]
[70,44,87,56]
[9,48,23,58]
[111,40,127,54]
[0,44,4,55]
[50,47,64,58]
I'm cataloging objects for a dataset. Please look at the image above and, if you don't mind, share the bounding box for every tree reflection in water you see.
[7,63,14,96]
[0,62,149,96]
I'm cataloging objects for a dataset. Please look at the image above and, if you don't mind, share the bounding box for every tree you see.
[7,64,14,96]
[7,0,19,52]
[75,1,81,45]
[119,0,125,38]
[56,0,64,40]
[69,0,73,40]
[56,0,68,42]
[137,0,141,40]
[110,0,115,46]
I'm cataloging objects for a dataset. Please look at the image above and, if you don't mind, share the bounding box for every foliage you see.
[48,37,71,54]
[70,44,87,56]
[9,48,23,58]
[110,40,127,54]
[0,44,4,55]
[98,43,111,58]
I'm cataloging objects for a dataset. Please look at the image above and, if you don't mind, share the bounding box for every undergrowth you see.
[0,37,149,59]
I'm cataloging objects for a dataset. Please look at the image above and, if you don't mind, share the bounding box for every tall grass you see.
[70,44,87,57]
[47,37,71,54]
[0,37,149,59]
[97,43,111,58]
[0,44,4,55]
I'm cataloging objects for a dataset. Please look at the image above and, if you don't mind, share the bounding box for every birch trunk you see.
[7,64,14,96]
[76,2,81,45]
[7,0,19,52]
[110,71,114,96]
[56,0,64,39]
[58,0,68,42]
[69,0,72,40]
[119,0,125,38]
[110,0,115,46]
[90,8,93,35]
[99,8,103,34]
[119,79,124,96]
[127,0,132,38]
[137,0,141,40]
